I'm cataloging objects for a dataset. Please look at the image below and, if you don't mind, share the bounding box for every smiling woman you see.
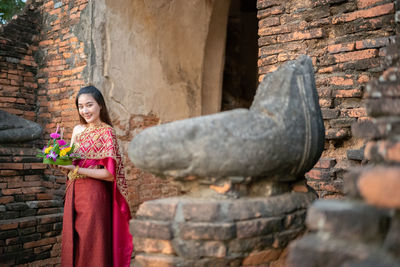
[51,86,133,267]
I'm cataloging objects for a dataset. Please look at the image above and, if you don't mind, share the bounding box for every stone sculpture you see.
[0,110,42,143]
[129,55,324,196]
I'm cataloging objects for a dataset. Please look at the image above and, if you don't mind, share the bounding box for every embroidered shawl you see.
[73,123,133,267]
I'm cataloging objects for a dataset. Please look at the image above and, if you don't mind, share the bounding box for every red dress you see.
[61,123,133,267]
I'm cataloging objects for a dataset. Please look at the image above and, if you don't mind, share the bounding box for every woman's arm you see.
[53,164,114,182]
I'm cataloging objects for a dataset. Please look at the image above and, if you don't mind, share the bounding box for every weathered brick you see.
[133,237,175,254]
[134,253,179,267]
[314,158,337,169]
[172,239,227,258]
[277,28,324,43]
[333,49,378,63]
[334,89,363,98]
[306,169,332,180]
[182,201,220,222]
[321,109,340,119]
[179,222,235,241]
[130,220,172,240]
[327,42,355,54]
[332,3,394,24]
[236,217,284,239]
[242,249,282,265]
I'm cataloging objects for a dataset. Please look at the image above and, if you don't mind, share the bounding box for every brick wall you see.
[288,29,400,266]
[257,0,397,198]
[0,0,40,122]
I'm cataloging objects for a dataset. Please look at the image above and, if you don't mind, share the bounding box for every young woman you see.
[53,86,133,267]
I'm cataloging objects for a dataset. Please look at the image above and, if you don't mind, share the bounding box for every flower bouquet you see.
[37,125,79,165]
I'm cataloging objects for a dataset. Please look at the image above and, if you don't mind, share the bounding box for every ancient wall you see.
[257,0,397,198]
[288,31,400,266]
[0,1,64,265]
[0,1,40,121]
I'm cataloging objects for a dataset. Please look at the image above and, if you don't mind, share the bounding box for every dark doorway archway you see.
[221,0,258,111]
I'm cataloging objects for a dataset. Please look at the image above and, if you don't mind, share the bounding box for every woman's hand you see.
[49,164,75,174]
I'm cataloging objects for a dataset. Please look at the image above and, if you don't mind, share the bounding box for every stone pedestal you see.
[130,192,316,266]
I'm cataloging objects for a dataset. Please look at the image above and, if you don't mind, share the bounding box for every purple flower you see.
[50,132,60,139]
[42,146,47,153]
[57,139,67,146]
[46,151,57,161]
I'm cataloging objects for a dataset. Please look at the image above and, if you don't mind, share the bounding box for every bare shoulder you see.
[71,124,86,145]
[72,124,86,136]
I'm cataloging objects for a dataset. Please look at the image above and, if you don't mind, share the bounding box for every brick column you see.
[130,192,316,266]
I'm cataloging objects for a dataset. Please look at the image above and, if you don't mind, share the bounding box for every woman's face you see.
[78,93,101,124]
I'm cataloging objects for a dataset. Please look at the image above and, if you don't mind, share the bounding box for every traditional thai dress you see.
[61,123,133,267]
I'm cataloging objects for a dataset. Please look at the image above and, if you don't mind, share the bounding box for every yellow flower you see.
[60,147,72,157]
[44,146,53,154]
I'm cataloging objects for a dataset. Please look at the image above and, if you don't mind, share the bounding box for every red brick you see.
[277,28,324,43]
[328,43,355,54]
[333,49,378,63]
[306,169,332,180]
[257,6,285,19]
[314,158,336,169]
[259,17,280,28]
[357,0,386,9]
[0,196,14,204]
[356,37,389,50]
[319,98,333,108]
[342,108,367,118]
[334,89,363,98]
[0,221,18,231]
[332,3,394,24]
[258,55,278,67]
[329,76,354,86]
[357,74,370,83]
[23,237,57,249]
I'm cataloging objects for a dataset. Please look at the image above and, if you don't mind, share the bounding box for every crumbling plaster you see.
[78,0,230,136]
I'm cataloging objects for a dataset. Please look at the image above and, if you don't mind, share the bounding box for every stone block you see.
[228,235,274,254]
[179,222,235,240]
[132,237,175,254]
[236,217,284,239]
[182,201,220,222]
[347,148,364,161]
[136,199,178,221]
[172,239,227,259]
[383,211,400,256]
[287,234,385,267]
[130,220,173,240]
[306,200,390,243]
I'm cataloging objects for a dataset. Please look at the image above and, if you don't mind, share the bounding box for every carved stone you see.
[0,110,42,143]
[129,55,324,187]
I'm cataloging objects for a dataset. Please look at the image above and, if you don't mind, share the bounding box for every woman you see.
[53,86,133,266]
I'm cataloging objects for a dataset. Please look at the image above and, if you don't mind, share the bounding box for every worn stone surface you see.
[287,234,392,267]
[0,111,42,143]
[357,167,400,209]
[383,211,400,257]
[306,199,390,243]
[131,192,315,265]
[129,55,324,187]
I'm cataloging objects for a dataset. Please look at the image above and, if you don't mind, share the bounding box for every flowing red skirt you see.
[61,178,112,267]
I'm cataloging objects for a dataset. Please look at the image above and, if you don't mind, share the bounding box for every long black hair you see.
[75,86,113,126]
